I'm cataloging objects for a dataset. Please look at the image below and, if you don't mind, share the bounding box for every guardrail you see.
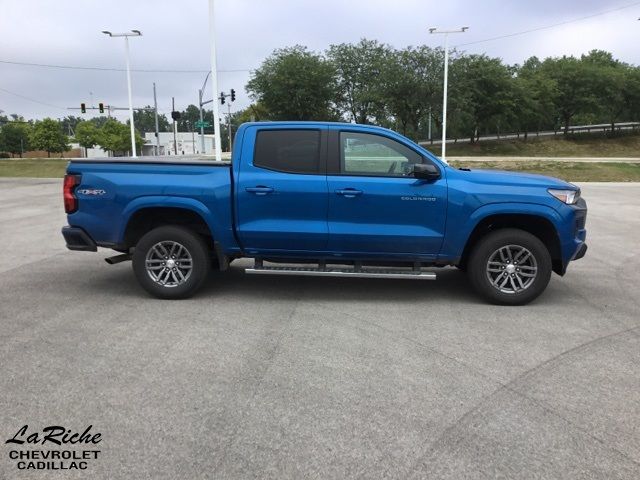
[419,122,640,146]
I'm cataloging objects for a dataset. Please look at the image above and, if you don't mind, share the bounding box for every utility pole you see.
[208,0,222,162]
[189,121,195,154]
[153,83,160,155]
[429,26,468,163]
[227,102,232,153]
[172,96,178,155]
[428,106,432,144]
[102,29,142,157]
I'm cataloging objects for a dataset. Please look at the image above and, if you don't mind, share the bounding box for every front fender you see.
[118,196,224,245]
[439,202,563,260]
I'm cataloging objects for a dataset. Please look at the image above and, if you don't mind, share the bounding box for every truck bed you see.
[69,155,231,166]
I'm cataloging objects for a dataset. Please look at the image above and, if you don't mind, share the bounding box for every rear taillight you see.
[63,174,80,214]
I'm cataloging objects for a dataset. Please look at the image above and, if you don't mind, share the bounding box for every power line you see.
[0,59,251,74]
[0,86,66,110]
[3,3,638,73]
[455,1,640,47]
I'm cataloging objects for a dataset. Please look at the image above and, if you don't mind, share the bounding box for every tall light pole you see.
[429,26,468,163]
[102,29,142,157]
[208,0,222,162]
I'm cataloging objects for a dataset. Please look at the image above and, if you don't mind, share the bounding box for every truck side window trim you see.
[252,128,326,175]
[329,130,437,178]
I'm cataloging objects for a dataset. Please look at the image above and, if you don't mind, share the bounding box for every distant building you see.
[143,132,216,156]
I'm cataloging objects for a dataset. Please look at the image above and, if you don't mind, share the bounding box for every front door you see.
[326,129,447,257]
[236,127,328,253]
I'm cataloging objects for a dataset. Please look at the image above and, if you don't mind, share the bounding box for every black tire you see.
[132,226,211,299]
[468,228,552,306]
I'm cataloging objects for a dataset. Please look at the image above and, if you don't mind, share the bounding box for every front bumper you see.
[62,226,97,252]
[573,243,587,260]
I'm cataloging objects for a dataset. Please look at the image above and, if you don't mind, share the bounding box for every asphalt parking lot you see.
[1,178,639,479]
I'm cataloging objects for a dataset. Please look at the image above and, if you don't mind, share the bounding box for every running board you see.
[245,264,436,280]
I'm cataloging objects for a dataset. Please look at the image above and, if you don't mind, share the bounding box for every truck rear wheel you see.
[468,228,551,305]
[132,226,210,299]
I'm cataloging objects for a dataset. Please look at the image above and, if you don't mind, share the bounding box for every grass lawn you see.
[0,158,69,178]
[1,157,639,182]
[424,131,640,157]
[449,160,640,182]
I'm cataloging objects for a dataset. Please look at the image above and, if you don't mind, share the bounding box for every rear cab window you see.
[254,130,322,174]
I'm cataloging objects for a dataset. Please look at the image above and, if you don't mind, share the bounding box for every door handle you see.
[336,188,363,198]
[246,186,274,195]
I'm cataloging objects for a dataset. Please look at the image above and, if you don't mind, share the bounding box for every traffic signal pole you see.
[227,101,232,153]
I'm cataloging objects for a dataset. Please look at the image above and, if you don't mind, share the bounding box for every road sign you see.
[195,121,211,128]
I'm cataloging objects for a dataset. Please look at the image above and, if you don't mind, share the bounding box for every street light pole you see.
[102,29,142,157]
[429,26,468,163]
[208,0,222,162]
[153,82,160,155]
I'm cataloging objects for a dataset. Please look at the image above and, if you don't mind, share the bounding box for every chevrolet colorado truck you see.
[61,122,587,305]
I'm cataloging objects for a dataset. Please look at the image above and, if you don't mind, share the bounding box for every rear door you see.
[236,126,328,253]
[326,128,447,257]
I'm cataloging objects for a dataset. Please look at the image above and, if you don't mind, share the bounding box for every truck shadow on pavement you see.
[87,261,569,305]
[201,265,481,304]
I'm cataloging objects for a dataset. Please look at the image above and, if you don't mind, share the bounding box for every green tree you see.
[327,39,392,124]
[133,107,170,134]
[0,121,32,157]
[60,116,83,136]
[30,118,69,157]
[177,104,202,132]
[97,119,143,156]
[74,121,100,155]
[539,55,599,134]
[510,57,557,140]
[381,46,445,138]
[246,45,338,120]
[582,50,639,133]
[450,54,515,142]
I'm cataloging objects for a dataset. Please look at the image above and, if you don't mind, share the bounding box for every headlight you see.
[548,188,580,205]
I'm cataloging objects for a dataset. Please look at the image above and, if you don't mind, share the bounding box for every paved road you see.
[1,179,639,479]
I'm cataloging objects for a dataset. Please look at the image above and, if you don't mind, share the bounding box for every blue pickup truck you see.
[62,121,587,305]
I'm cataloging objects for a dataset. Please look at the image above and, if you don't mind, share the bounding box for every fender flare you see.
[444,202,563,259]
[117,196,222,244]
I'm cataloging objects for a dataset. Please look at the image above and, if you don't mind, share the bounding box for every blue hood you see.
[451,167,577,190]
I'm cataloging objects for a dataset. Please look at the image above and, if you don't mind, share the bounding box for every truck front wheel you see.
[468,228,552,305]
[132,226,211,299]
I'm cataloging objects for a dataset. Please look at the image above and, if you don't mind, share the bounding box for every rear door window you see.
[254,130,321,174]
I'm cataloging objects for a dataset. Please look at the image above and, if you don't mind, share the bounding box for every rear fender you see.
[118,196,223,245]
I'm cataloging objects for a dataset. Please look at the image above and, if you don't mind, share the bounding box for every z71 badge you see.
[76,189,106,196]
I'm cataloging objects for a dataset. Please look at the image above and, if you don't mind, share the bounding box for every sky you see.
[1,0,639,122]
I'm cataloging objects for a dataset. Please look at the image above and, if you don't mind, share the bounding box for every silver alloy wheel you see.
[485,244,538,294]
[145,241,193,288]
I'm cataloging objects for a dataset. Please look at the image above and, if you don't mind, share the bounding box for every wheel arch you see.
[119,197,219,249]
[459,212,563,275]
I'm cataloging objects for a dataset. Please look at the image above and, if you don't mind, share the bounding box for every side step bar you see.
[245,263,436,280]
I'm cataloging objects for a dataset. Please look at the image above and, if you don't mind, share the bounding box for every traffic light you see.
[80,103,86,113]
[220,92,225,105]
[230,89,236,102]
[98,103,104,113]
